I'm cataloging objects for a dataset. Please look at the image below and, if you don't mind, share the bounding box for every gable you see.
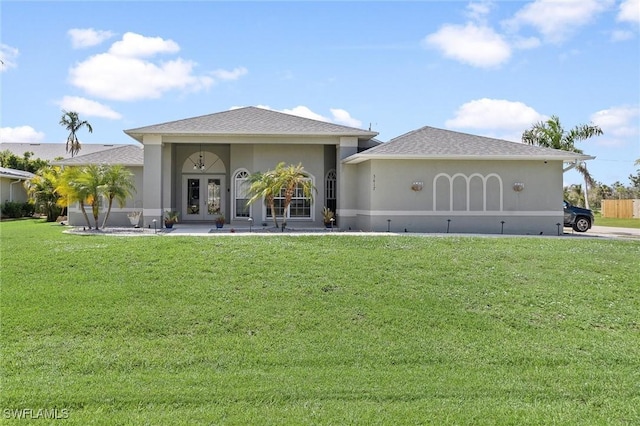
[124,106,378,143]
[343,126,594,164]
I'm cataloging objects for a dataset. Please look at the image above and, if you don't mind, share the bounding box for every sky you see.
[1,0,639,186]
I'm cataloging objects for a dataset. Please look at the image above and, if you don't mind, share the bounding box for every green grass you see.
[594,213,640,229]
[2,219,639,425]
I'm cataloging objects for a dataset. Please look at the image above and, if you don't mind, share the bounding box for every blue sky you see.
[1,0,639,186]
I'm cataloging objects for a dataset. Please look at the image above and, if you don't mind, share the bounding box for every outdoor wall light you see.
[411,181,424,191]
[513,182,525,192]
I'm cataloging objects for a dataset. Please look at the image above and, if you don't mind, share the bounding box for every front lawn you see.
[1,220,639,425]
[594,213,640,229]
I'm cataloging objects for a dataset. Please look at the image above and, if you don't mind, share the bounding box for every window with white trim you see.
[265,179,313,219]
[233,170,251,218]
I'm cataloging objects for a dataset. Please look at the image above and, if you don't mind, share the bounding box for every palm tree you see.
[100,165,136,228]
[57,166,93,229]
[247,170,280,228]
[273,162,315,229]
[59,110,93,157]
[24,166,63,222]
[74,165,104,229]
[522,115,602,209]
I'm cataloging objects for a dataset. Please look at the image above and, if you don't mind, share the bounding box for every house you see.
[122,106,592,234]
[0,167,35,203]
[5,107,594,234]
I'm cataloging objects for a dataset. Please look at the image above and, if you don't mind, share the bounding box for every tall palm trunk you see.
[79,203,92,229]
[267,195,278,227]
[102,197,115,229]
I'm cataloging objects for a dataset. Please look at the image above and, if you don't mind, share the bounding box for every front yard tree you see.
[100,165,136,229]
[60,110,93,157]
[247,170,280,228]
[522,115,602,209]
[74,165,105,229]
[57,166,93,229]
[247,162,316,229]
[24,166,63,222]
[273,162,315,229]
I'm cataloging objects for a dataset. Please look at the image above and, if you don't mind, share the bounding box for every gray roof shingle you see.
[344,126,595,163]
[0,143,137,161]
[124,106,378,142]
[53,145,143,166]
[0,167,35,179]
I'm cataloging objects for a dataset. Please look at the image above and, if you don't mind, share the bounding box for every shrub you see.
[0,201,34,218]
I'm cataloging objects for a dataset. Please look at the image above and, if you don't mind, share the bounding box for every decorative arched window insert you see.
[325,169,337,214]
[233,169,251,218]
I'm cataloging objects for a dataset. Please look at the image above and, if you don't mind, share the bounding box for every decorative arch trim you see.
[433,172,503,211]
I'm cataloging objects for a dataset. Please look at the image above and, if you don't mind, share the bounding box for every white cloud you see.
[591,105,640,138]
[211,67,248,81]
[446,98,547,131]
[505,0,615,43]
[67,32,245,101]
[465,1,494,23]
[58,96,122,120]
[234,105,364,128]
[330,108,362,128]
[108,32,179,58]
[0,44,19,71]
[618,0,640,24]
[281,106,330,122]
[0,126,45,143]
[423,22,511,68]
[68,28,115,49]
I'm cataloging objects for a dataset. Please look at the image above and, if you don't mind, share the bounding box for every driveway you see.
[565,225,640,240]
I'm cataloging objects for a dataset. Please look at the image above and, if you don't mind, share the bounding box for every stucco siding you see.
[353,159,564,234]
[1,178,29,203]
[68,166,144,227]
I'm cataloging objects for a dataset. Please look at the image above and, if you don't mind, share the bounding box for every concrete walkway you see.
[159,224,640,240]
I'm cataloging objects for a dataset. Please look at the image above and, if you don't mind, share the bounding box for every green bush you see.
[0,201,34,218]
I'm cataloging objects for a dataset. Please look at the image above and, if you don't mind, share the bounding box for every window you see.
[325,169,336,213]
[233,170,251,218]
[266,179,313,219]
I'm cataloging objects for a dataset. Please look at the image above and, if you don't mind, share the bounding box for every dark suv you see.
[563,200,594,232]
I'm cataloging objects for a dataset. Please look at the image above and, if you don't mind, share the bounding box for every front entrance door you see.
[182,175,225,221]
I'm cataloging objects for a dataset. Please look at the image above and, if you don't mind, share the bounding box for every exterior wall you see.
[353,159,565,235]
[336,136,359,230]
[229,143,327,226]
[142,136,163,227]
[68,166,144,227]
[0,178,29,203]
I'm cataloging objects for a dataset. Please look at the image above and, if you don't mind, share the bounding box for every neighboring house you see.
[53,145,144,227]
[0,167,35,203]
[123,106,593,234]
[0,142,136,162]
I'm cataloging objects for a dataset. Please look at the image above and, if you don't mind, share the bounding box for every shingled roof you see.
[343,126,595,164]
[0,143,135,161]
[0,167,35,180]
[53,145,143,166]
[124,106,378,143]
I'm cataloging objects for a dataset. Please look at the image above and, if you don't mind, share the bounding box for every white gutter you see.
[9,179,23,202]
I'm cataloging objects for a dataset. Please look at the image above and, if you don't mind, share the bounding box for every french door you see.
[182,175,225,221]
